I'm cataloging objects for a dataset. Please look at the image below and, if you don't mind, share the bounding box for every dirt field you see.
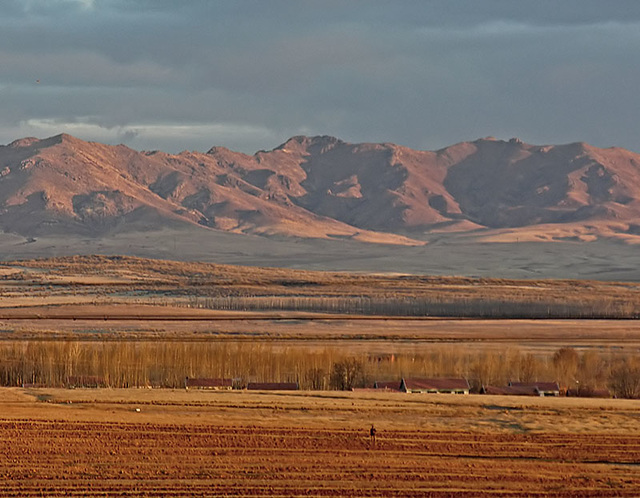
[1,388,639,496]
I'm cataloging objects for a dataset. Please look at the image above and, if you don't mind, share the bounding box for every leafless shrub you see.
[553,347,580,388]
[609,358,640,399]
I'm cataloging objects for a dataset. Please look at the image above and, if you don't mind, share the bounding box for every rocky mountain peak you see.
[0,133,638,245]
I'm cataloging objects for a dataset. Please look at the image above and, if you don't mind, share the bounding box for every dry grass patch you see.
[0,255,638,319]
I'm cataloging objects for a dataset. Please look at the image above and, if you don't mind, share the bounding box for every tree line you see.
[186,295,639,319]
[0,341,639,398]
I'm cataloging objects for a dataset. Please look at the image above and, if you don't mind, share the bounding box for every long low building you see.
[509,382,560,397]
[247,382,299,391]
[400,378,470,394]
[481,382,560,397]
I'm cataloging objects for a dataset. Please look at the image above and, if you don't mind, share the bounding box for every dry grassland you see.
[1,255,639,320]
[0,256,639,391]
[1,388,639,496]
[0,255,638,346]
[1,256,640,495]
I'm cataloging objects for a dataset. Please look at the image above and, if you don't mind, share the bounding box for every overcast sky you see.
[1,0,639,154]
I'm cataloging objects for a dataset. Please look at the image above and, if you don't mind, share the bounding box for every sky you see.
[1,0,639,154]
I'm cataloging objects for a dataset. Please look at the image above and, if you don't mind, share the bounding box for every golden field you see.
[0,255,639,495]
[1,388,640,496]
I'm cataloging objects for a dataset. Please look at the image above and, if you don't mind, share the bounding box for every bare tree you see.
[305,367,327,390]
[519,353,540,383]
[330,358,363,390]
[610,359,640,399]
[576,351,608,393]
[553,347,579,389]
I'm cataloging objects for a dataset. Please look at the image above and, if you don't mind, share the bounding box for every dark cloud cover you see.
[1,0,639,153]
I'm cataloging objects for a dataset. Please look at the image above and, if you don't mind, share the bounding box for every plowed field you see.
[1,422,639,496]
[1,389,639,496]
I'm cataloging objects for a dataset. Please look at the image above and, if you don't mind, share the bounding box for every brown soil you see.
[1,389,639,496]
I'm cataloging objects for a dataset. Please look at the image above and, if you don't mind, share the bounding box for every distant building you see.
[185,377,233,390]
[566,387,611,398]
[508,381,560,397]
[481,385,535,396]
[400,378,470,394]
[246,382,298,391]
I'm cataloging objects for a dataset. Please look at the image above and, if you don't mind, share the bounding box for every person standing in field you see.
[369,425,377,446]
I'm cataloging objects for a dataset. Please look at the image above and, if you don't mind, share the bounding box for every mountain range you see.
[1,133,639,247]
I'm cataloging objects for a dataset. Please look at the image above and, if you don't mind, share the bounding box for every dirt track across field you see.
[1,388,639,496]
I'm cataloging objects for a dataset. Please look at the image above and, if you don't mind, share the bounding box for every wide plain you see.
[1,255,639,495]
